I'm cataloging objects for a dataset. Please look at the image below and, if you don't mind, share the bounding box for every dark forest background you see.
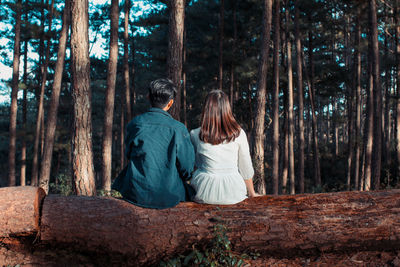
[0,0,399,196]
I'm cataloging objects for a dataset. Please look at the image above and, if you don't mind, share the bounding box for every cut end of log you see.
[0,186,46,237]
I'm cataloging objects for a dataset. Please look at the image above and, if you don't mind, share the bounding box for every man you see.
[112,78,195,209]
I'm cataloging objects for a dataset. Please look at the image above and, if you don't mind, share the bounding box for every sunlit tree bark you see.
[70,0,96,196]
[364,43,374,192]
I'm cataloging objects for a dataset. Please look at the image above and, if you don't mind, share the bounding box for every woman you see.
[190,90,259,204]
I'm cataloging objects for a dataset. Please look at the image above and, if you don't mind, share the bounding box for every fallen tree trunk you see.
[39,189,400,265]
[1,187,400,266]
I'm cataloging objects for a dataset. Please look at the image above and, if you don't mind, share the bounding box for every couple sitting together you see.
[112,78,260,209]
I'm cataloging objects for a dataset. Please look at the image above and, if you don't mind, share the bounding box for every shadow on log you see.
[1,186,400,266]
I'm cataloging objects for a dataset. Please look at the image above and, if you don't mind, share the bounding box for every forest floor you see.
[1,245,400,267]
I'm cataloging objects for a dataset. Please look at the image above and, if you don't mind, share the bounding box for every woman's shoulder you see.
[235,128,248,142]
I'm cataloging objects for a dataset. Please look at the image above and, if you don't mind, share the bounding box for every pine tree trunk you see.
[272,0,280,195]
[370,0,382,190]
[304,30,321,188]
[354,7,362,190]
[395,0,400,182]
[70,0,96,196]
[31,0,55,187]
[282,105,289,194]
[123,0,131,122]
[333,97,339,156]
[37,0,46,91]
[383,4,390,166]
[101,0,119,194]
[285,0,295,195]
[295,1,304,193]
[218,0,224,91]
[8,0,22,187]
[364,47,374,191]
[38,0,70,193]
[20,38,28,186]
[347,73,354,190]
[167,0,185,121]
[252,0,272,195]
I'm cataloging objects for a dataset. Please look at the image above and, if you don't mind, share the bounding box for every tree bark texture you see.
[167,0,185,121]
[354,7,362,191]
[271,0,280,195]
[285,0,295,195]
[252,0,272,195]
[123,0,131,122]
[295,1,304,194]
[383,5,390,166]
[346,81,354,190]
[101,0,119,194]
[364,41,374,191]
[395,0,400,181]
[8,0,22,186]
[370,0,382,190]
[31,0,55,187]
[2,187,400,266]
[39,0,70,193]
[70,0,96,196]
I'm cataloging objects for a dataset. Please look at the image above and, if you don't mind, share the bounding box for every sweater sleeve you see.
[237,129,254,180]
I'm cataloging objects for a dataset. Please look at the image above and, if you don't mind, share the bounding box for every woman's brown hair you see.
[200,90,241,145]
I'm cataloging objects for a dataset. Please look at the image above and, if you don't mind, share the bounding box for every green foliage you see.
[97,189,122,198]
[159,224,248,267]
[49,173,73,196]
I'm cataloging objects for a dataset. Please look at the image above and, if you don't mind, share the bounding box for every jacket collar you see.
[149,107,172,118]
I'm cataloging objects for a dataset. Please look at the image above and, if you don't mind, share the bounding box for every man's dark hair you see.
[148,78,177,108]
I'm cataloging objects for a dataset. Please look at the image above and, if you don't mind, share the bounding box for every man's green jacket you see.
[112,108,195,209]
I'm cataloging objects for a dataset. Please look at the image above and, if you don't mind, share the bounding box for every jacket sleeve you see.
[176,127,195,180]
